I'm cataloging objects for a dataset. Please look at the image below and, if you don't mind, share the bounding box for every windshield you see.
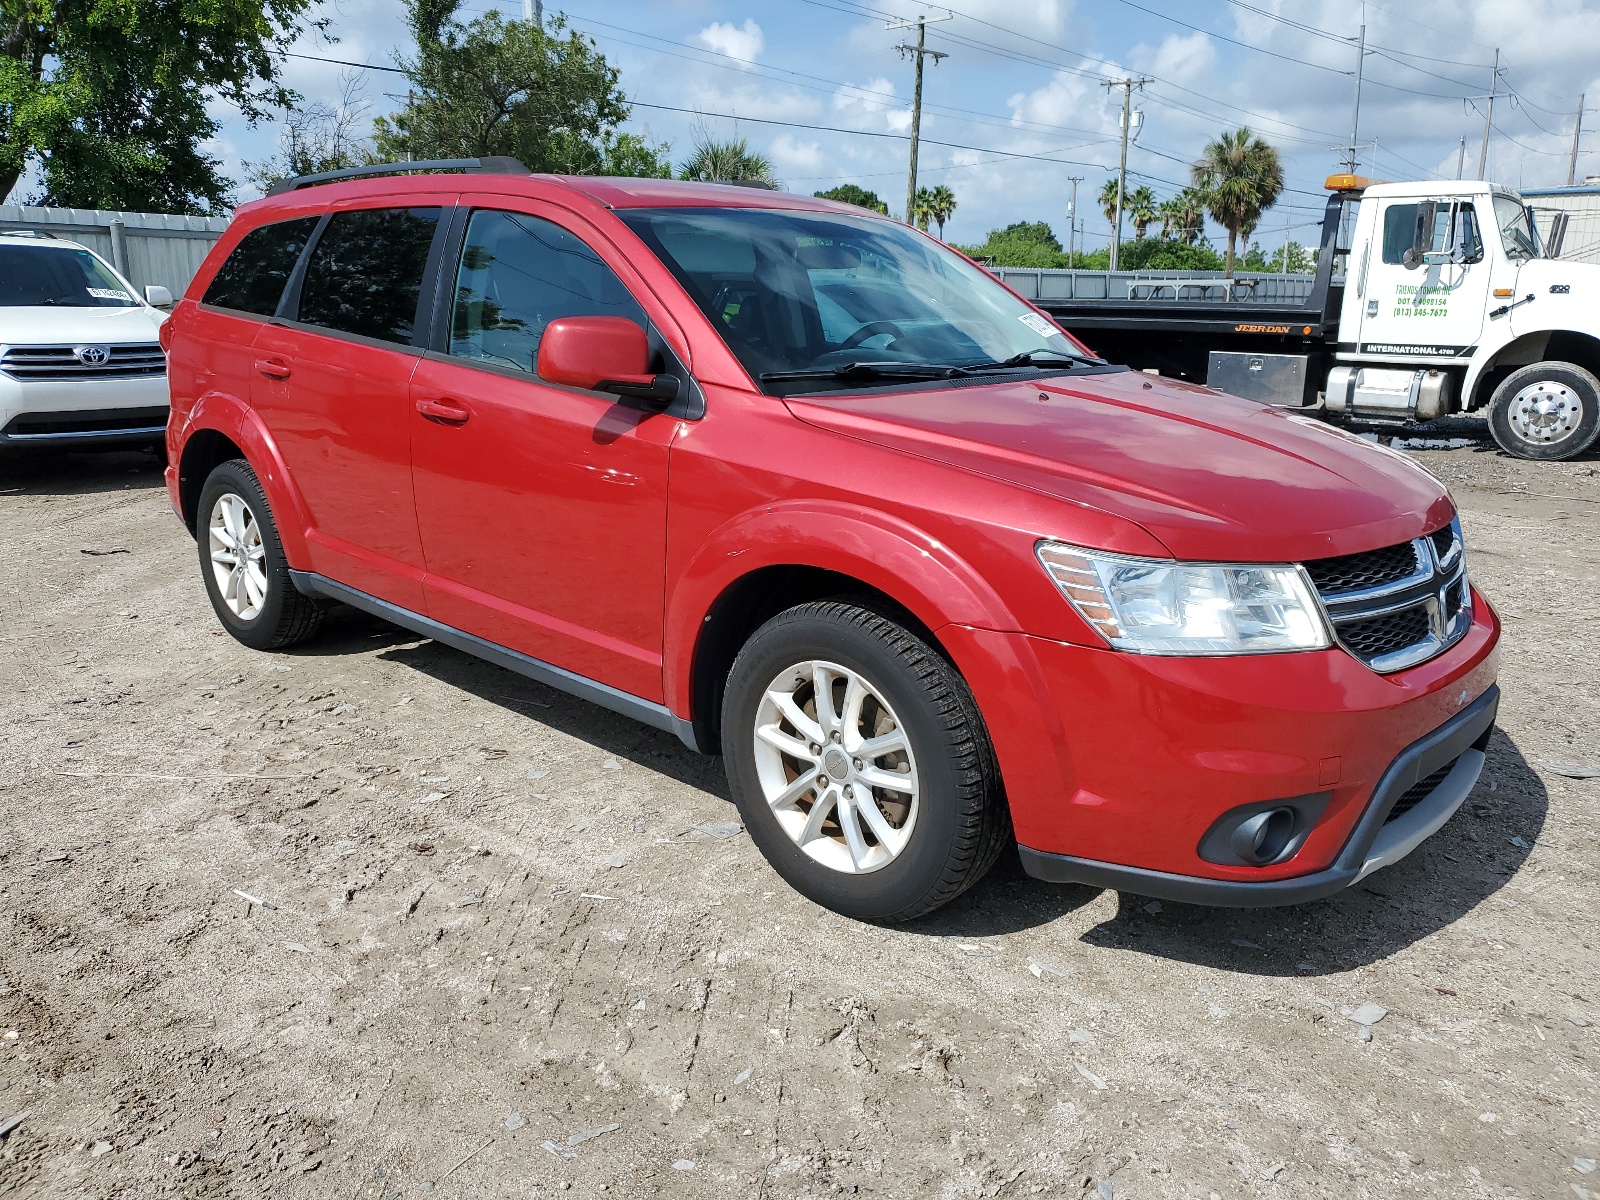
[0,243,140,307]
[618,207,1088,391]
[1492,196,1542,261]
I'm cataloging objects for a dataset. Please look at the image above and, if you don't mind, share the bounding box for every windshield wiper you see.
[761,361,971,383]
[976,350,1103,370]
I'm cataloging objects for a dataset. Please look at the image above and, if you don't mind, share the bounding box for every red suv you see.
[163,159,1500,921]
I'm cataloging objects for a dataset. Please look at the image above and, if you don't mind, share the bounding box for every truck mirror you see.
[1403,200,1438,270]
[1546,211,1569,259]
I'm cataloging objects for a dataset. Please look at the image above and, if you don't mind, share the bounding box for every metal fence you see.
[990,267,1318,304]
[0,204,230,298]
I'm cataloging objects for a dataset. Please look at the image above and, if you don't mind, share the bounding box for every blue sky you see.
[210,0,1600,248]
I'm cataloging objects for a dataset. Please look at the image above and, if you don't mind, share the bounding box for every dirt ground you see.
[0,428,1596,1200]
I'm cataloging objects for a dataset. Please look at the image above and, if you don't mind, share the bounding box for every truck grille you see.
[0,343,166,380]
[1385,758,1458,824]
[1304,519,1470,673]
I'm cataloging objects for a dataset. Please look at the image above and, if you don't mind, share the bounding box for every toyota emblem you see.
[76,344,111,367]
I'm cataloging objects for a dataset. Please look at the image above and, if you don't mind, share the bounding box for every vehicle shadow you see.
[294,604,731,799]
[0,447,166,495]
[1067,726,1547,975]
[288,606,1545,950]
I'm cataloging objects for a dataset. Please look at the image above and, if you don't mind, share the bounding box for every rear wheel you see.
[196,459,323,650]
[722,599,1010,922]
[1486,361,1600,460]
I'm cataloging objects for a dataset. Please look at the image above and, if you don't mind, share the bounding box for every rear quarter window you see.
[202,217,321,315]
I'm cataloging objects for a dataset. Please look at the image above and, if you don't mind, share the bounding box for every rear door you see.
[1357,196,1490,359]
[250,197,453,611]
[408,201,679,701]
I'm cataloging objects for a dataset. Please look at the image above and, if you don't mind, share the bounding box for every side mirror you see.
[537,316,678,407]
[1402,200,1438,271]
[144,284,174,308]
[1546,211,1570,259]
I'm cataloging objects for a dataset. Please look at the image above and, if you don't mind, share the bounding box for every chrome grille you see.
[0,343,166,380]
[1305,517,1471,673]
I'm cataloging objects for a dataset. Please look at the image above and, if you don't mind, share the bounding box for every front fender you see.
[663,500,1023,718]
[177,392,315,569]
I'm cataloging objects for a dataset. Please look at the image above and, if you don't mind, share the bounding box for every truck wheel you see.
[1486,361,1600,460]
[196,459,323,650]
[721,599,1011,922]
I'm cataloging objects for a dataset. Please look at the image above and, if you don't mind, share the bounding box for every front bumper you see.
[0,375,169,446]
[938,588,1500,905]
[1017,684,1496,906]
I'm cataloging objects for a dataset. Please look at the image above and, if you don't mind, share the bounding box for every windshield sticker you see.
[87,287,134,301]
[1393,282,1449,319]
[1018,311,1063,339]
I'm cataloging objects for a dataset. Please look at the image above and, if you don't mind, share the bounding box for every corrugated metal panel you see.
[1522,191,1600,265]
[0,204,231,297]
[986,266,1316,303]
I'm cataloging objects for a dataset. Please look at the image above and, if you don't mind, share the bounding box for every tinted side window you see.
[450,210,646,375]
[297,207,442,344]
[201,217,320,315]
[1381,202,1482,265]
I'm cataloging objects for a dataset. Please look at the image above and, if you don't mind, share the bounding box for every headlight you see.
[1036,541,1331,656]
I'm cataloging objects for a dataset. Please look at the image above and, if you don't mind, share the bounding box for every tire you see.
[721,599,1011,922]
[1486,361,1600,461]
[196,458,323,650]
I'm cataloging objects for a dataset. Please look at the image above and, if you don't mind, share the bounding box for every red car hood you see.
[785,369,1455,562]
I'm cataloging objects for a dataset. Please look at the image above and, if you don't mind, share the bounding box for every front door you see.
[249,201,450,611]
[409,205,677,702]
[1357,196,1492,359]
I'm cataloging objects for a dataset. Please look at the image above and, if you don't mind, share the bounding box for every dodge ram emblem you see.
[75,344,111,367]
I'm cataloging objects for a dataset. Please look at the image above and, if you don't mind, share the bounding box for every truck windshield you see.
[0,243,140,307]
[618,207,1088,392]
[1492,196,1542,261]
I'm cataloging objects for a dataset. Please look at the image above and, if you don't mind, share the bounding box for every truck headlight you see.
[1036,541,1332,655]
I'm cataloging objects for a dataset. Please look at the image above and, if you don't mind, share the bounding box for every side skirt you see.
[289,570,703,754]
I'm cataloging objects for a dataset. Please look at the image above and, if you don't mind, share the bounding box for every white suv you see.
[0,232,171,455]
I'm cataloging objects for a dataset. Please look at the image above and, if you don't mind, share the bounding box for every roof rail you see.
[265,157,531,197]
[0,228,58,238]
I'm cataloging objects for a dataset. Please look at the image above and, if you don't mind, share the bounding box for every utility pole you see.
[522,0,541,23]
[1569,94,1586,186]
[888,12,951,225]
[1280,198,1293,276]
[1342,24,1366,173]
[1477,48,1500,180]
[1102,77,1150,272]
[1067,175,1083,269]
[1455,135,1466,179]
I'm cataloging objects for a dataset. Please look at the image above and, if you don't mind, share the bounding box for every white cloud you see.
[696,19,764,68]
[833,76,912,134]
[769,134,826,173]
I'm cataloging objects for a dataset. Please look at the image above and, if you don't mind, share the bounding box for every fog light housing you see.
[1198,793,1331,868]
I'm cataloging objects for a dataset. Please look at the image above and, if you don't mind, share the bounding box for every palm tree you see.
[1127,185,1158,239]
[915,184,957,238]
[1098,177,1121,236]
[1191,127,1284,277]
[1159,188,1208,244]
[679,136,779,187]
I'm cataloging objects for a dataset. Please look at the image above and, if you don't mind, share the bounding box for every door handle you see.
[254,357,291,380]
[416,396,471,425]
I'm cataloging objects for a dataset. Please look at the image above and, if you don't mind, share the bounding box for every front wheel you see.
[721,600,1011,922]
[196,459,323,650]
[1486,361,1600,460]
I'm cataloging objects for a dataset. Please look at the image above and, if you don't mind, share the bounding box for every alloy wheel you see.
[207,492,268,621]
[752,659,920,874]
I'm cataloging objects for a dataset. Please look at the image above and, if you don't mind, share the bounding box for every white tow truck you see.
[1032,174,1600,461]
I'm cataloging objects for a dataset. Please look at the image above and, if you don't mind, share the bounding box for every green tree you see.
[1268,239,1313,274]
[678,136,776,187]
[1159,188,1208,244]
[1098,177,1121,234]
[920,184,956,239]
[1,0,323,209]
[1191,126,1284,277]
[814,183,888,213]
[956,220,1066,268]
[371,5,667,176]
[1126,185,1158,239]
